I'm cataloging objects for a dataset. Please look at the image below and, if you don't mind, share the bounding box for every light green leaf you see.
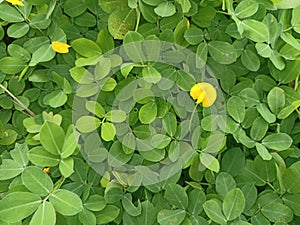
[262,133,293,151]
[49,189,82,216]
[136,201,157,225]
[261,202,293,223]
[7,23,30,38]
[223,188,245,221]
[176,0,191,13]
[139,101,157,124]
[216,172,236,199]
[165,183,188,209]
[105,110,127,123]
[250,117,268,141]
[59,157,74,177]
[142,66,161,84]
[72,38,102,57]
[86,101,105,118]
[29,201,56,225]
[208,41,237,64]
[76,116,101,133]
[84,195,106,212]
[28,146,60,167]
[0,5,24,22]
[157,209,186,225]
[0,192,41,223]
[241,19,269,42]
[241,49,260,72]
[95,205,120,224]
[40,121,65,155]
[61,126,78,159]
[29,44,56,66]
[101,122,116,141]
[256,142,272,160]
[235,0,259,18]
[200,152,220,173]
[21,166,53,196]
[10,143,29,167]
[0,57,26,74]
[154,2,176,17]
[257,103,276,123]
[227,96,245,123]
[203,199,226,225]
[0,159,23,180]
[267,87,285,115]
[79,208,96,225]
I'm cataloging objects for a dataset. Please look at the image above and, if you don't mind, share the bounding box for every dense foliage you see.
[0,0,300,224]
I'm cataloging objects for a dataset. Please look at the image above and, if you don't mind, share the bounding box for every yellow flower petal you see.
[43,167,50,174]
[51,41,71,54]
[5,0,24,6]
[187,20,190,29]
[190,82,217,107]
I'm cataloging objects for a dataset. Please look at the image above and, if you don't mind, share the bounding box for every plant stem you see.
[0,83,35,117]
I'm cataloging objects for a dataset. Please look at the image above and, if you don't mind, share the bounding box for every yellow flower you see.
[51,41,71,54]
[187,20,190,29]
[5,0,24,6]
[43,167,51,174]
[190,82,217,107]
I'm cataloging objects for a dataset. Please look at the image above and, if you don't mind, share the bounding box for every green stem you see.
[0,83,35,117]
[188,104,198,131]
[135,8,141,32]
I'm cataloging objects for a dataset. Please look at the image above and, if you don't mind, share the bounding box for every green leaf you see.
[78,208,96,225]
[187,189,205,215]
[94,57,111,80]
[0,57,26,74]
[154,2,176,17]
[184,27,204,45]
[108,8,136,39]
[105,110,127,123]
[40,121,65,155]
[176,0,191,13]
[29,201,56,225]
[95,205,120,224]
[84,195,106,211]
[203,199,226,225]
[142,66,161,84]
[257,103,276,123]
[21,166,53,196]
[200,152,220,173]
[223,188,245,221]
[157,209,186,225]
[275,0,300,9]
[59,157,74,177]
[139,101,157,124]
[70,67,94,84]
[284,162,300,193]
[101,122,116,141]
[0,159,23,180]
[0,5,24,22]
[28,146,60,167]
[136,201,157,225]
[122,193,142,216]
[221,148,245,177]
[283,194,300,217]
[86,101,105,118]
[261,202,293,223]
[10,143,29,167]
[29,44,56,66]
[235,0,259,19]
[76,116,101,133]
[267,87,285,115]
[278,100,300,119]
[262,133,293,151]
[227,96,245,123]
[162,112,177,136]
[49,189,82,216]
[208,41,237,65]
[250,117,268,141]
[256,142,272,161]
[72,38,102,57]
[76,83,100,97]
[7,23,30,38]
[61,126,78,159]
[292,6,300,33]
[216,172,236,199]
[0,192,41,223]
[241,49,260,72]
[165,183,188,209]
[241,19,269,42]
[64,0,87,17]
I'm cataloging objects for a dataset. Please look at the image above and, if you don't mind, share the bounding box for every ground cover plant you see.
[0,0,300,224]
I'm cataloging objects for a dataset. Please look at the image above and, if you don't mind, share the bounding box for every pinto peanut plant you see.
[0,0,300,224]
